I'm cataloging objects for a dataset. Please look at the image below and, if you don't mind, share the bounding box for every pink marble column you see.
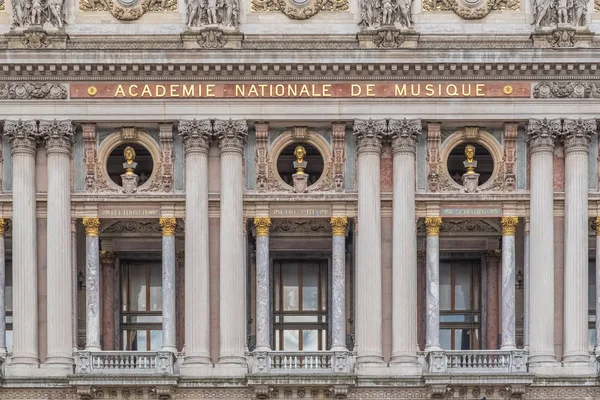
[416,250,426,351]
[486,250,501,350]
[101,251,116,351]
[176,251,185,351]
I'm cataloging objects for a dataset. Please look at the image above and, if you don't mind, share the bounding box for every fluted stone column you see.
[330,217,348,352]
[353,119,386,367]
[100,251,116,350]
[485,250,501,350]
[215,119,248,367]
[562,119,596,364]
[523,219,530,351]
[596,217,600,354]
[160,218,177,353]
[388,118,421,367]
[4,120,39,365]
[178,120,212,366]
[526,118,560,366]
[425,217,442,351]
[83,217,101,352]
[501,217,518,350]
[72,220,79,353]
[0,219,6,356]
[41,120,75,367]
[254,217,272,352]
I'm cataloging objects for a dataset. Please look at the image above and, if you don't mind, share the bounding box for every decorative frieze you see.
[534,81,600,98]
[0,83,67,100]
[422,0,519,18]
[255,123,269,192]
[251,0,348,19]
[331,123,346,192]
[79,0,176,21]
[503,123,518,191]
[533,0,589,29]
[21,30,51,49]
[359,0,413,29]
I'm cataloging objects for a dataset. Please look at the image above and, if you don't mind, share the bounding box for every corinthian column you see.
[83,217,101,352]
[330,217,348,352]
[178,120,212,366]
[0,219,6,356]
[388,118,421,369]
[40,120,75,367]
[215,119,248,368]
[562,119,596,364]
[501,217,518,350]
[353,119,386,367]
[424,217,442,351]
[160,217,177,353]
[254,217,271,352]
[4,120,39,366]
[526,118,560,366]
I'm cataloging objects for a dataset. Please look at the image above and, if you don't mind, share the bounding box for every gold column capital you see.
[425,217,442,236]
[160,218,177,236]
[83,217,100,237]
[330,217,348,236]
[595,216,600,236]
[501,216,519,236]
[100,250,116,265]
[254,217,272,237]
[0,218,6,237]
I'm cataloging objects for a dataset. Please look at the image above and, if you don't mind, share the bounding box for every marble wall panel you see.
[173,129,185,192]
[246,128,256,190]
[553,145,565,191]
[516,129,527,190]
[344,127,355,190]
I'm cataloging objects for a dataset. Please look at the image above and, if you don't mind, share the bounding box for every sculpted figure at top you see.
[11,0,65,28]
[533,0,587,29]
[360,0,413,29]
[186,0,240,28]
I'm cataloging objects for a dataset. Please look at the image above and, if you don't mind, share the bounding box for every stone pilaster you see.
[353,119,386,368]
[424,217,442,351]
[178,119,212,366]
[100,251,116,351]
[41,120,75,368]
[562,118,596,364]
[485,250,501,350]
[523,218,530,351]
[0,219,6,356]
[388,118,421,369]
[215,119,248,369]
[526,118,560,366]
[254,217,272,352]
[4,119,39,366]
[176,251,185,351]
[596,217,600,355]
[330,217,348,352]
[71,220,78,353]
[160,217,177,353]
[83,217,101,352]
[501,217,518,350]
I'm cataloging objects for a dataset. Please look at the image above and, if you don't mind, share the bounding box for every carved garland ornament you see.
[251,0,348,20]
[0,83,67,100]
[422,0,519,18]
[266,126,335,193]
[79,0,176,20]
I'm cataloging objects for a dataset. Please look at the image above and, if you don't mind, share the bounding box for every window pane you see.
[136,330,148,351]
[150,264,162,311]
[150,330,162,350]
[440,329,451,350]
[130,267,147,311]
[589,329,596,348]
[284,315,319,323]
[135,315,162,323]
[454,329,471,350]
[440,265,451,310]
[302,264,319,311]
[454,265,471,311]
[6,330,12,353]
[283,266,299,311]
[283,330,299,350]
[302,330,318,351]
[274,263,281,312]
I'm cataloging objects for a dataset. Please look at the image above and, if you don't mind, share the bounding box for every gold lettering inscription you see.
[115,85,126,97]
[351,84,361,96]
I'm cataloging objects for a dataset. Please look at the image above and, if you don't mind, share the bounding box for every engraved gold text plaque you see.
[99,205,161,218]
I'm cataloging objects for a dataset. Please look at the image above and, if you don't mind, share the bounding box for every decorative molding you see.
[255,123,269,192]
[102,220,184,234]
[251,0,348,19]
[372,29,406,48]
[331,122,346,192]
[503,123,518,192]
[418,219,501,234]
[197,29,227,49]
[426,123,442,193]
[533,81,600,98]
[547,28,577,48]
[21,30,51,49]
[0,83,67,100]
[422,0,519,18]
[269,219,332,234]
[79,0,176,20]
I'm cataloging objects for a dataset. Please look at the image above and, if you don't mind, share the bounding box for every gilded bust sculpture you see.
[123,146,138,175]
[293,145,307,175]
[464,144,477,175]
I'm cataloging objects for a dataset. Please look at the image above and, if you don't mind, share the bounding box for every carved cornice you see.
[353,119,386,156]
[388,118,422,155]
[526,118,561,153]
[0,83,67,99]
[214,119,248,154]
[4,119,39,156]
[178,119,213,155]
[39,119,75,155]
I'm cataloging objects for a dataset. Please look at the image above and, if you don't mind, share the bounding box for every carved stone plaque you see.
[99,205,161,218]
[440,207,502,217]
[270,206,332,218]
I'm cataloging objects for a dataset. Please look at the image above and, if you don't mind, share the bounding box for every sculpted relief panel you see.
[360,0,413,29]
[186,0,240,28]
[251,0,349,20]
[79,0,177,20]
[422,0,519,18]
[11,0,66,28]
[533,0,588,29]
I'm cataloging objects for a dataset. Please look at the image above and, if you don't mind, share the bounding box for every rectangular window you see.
[439,260,481,350]
[121,261,162,351]
[273,260,328,351]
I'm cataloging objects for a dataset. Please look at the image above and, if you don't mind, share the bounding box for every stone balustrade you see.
[427,350,528,374]
[75,351,177,376]
[250,351,352,374]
